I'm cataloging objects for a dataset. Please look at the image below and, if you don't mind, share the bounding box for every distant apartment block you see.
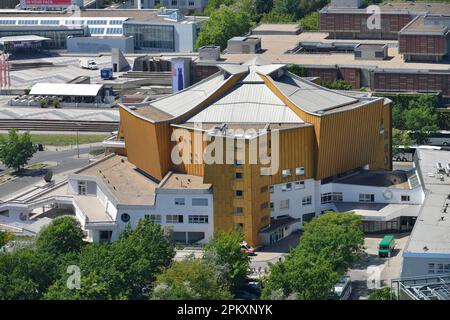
[125,0,208,11]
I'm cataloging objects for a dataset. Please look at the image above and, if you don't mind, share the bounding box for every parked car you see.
[35,143,44,151]
[240,241,256,255]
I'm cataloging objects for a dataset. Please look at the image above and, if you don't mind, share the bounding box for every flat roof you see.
[73,195,114,223]
[322,1,450,15]
[0,9,208,24]
[29,83,103,97]
[253,23,301,33]
[0,35,50,42]
[159,172,211,190]
[334,202,420,222]
[400,15,450,35]
[333,170,412,189]
[404,149,450,256]
[222,31,450,71]
[79,155,158,206]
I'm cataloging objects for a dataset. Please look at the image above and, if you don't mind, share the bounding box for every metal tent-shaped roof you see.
[29,83,104,97]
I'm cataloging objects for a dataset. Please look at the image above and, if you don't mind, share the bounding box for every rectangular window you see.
[428,263,435,274]
[333,192,343,202]
[77,181,87,195]
[437,264,445,274]
[192,198,208,206]
[166,215,183,223]
[174,198,185,206]
[145,214,162,224]
[188,215,209,224]
[235,172,243,180]
[282,169,291,178]
[260,185,268,193]
[235,190,244,198]
[401,195,410,202]
[280,200,290,210]
[296,167,305,175]
[321,193,332,204]
[302,196,312,206]
[359,194,375,203]
[234,207,244,215]
[270,202,274,211]
[302,212,315,223]
[294,181,305,189]
[282,183,292,192]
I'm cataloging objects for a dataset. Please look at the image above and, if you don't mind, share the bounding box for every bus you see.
[394,145,441,162]
[378,235,395,258]
[426,131,450,146]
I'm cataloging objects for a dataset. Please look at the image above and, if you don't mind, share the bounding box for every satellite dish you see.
[44,170,53,183]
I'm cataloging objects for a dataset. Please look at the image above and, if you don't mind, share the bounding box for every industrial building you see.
[320,0,450,40]
[122,0,208,12]
[0,8,207,53]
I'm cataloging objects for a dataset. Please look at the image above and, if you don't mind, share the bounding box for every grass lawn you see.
[0,134,110,147]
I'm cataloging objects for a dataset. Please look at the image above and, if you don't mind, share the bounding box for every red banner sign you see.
[26,0,72,5]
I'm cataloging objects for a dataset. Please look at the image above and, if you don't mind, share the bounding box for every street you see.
[0,144,102,199]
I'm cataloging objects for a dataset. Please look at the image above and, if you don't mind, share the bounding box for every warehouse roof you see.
[30,83,104,97]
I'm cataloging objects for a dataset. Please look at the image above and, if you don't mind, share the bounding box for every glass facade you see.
[123,23,175,52]
[0,28,85,49]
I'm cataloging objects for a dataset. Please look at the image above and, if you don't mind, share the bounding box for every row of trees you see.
[0,216,250,300]
[261,212,365,299]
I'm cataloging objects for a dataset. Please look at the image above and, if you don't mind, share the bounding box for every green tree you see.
[0,129,36,172]
[392,128,412,157]
[0,249,56,300]
[152,258,232,300]
[298,12,319,31]
[404,105,439,145]
[322,80,353,91]
[36,216,85,259]
[272,0,327,20]
[288,65,307,77]
[196,6,253,50]
[204,230,249,289]
[0,231,14,248]
[255,0,273,14]
[260,11,294,23]
[299,212,364,274]
[261,250,339,300]
[368,287,397,300]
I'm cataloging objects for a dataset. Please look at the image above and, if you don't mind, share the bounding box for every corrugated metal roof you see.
[30,83,103,97]
[187,82,303,124]
[272,74,358,114]
[150,73,226,117]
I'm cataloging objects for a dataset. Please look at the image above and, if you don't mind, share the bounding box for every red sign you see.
[26,0,72,5]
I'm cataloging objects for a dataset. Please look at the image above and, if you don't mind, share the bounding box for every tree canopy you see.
[152,258,233,300]
[196,5,253,50]
[204,230,249,289]
[368,287,397,300]
[0,128,36,172]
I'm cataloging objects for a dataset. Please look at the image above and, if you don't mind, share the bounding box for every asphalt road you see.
[0,145,101,198]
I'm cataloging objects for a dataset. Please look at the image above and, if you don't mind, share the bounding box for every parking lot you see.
[348,233,410,299]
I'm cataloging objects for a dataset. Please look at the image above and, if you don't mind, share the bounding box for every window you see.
[234,159,243,167]
[302,196,312,206]
[260,185,268,193]
[166,215,184,223]
[269,185,274,193]
[296,167,305,175]
[282,183,292,192]
[437,264,445,274]
[261,202,268,210]
[77,181,87,195]
[188,215,208,224]
[270,202,274,211]
[192,198,208,206]
[280,200,290,210]
[321,192,343,204]
[121,213,130,223]
[106,28,122,35]
[234,207,244,215]
[359,194,375,203]
[235,172,243,180]
[401,195,410,202]
[235,223,244,231]
[235,190,244,198]
[302,212,315,223]
[145,214,161,224]
[428,263,435,274]
[174,198,185,205]
[189,0,195,5]
[294,181,305,189]
[282,169,291,178]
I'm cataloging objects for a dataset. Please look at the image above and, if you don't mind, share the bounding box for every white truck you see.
[79,58,98,70]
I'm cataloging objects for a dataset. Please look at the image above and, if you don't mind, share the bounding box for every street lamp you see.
[76,123,82,159]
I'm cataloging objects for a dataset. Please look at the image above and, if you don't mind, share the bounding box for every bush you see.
[39,99,47,108]
[52,99,60,108]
